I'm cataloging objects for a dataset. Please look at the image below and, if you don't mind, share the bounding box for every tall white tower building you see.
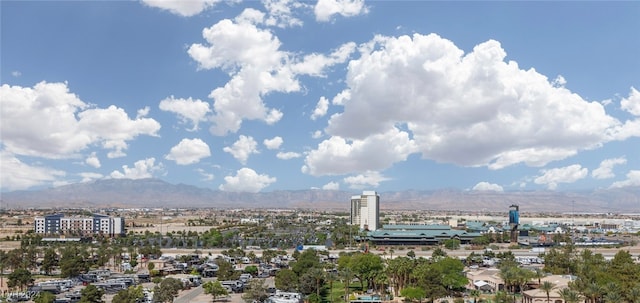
[350,191,380,231]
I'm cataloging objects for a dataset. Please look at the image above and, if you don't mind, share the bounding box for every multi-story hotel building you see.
[34,214,125,237]
[350,191,380,231]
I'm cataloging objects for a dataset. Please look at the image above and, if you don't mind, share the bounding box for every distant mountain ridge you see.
[1,178,639,213]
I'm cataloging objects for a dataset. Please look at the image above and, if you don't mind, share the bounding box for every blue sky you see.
[1,0,639,193]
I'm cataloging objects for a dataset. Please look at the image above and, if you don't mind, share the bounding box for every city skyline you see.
[1,1,639,193]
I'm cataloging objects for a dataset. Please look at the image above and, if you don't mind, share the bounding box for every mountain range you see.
[1,178,639,213]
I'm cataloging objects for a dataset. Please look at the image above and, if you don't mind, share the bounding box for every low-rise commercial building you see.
[364,224,482,245]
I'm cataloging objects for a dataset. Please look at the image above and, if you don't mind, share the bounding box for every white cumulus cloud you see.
[141,0,221,17]
[343,171,389,189]
[311,96,329,120]
[188,16,353,135]
[159,96,211,131]
[223,135,259,164]
[136,106,150,119]
[318,33,631,175]
[0,151,66,191]
[276,151,301,160]
[0,82,160,159]
[472,182,504,192]
[264,136,283,150]
[85,152,101,168]
[219,167,276,192]
[303,128,417,176]
[165,138,211,165]
[592,157,627,179]
[290,42,356,77]
[534,164,588,190]
[610,170,640,189]
[196,168,214,181]
[322,181,340,190]
[188,18,291,135]
[110,158,164,179]
[621,87,640,116]
[314,0,368,22]
[79,172,104,183]
[263,0,306,28]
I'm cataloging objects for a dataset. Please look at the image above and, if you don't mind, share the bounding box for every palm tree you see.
[558,288,582,303]
[533,268,545,285]
[0,250,7,289]
[469,289,481,303]
[514,267,534,296]
[325,267,338,303]
[374,271,388,295]
[340,267,354,301]
[539,281,555,303]
[603,290,623,303]
[498,265,516,295]
[307,267,325,297]
[583,281,604,303]
[628,285,640,303]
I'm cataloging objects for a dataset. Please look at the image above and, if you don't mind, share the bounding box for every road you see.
[174,285,206,303]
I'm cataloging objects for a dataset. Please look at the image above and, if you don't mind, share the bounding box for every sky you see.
[1,0,639,194]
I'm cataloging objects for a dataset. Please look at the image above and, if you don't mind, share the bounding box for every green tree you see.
[539,281,555,303]
[543,245,577,275]
[470,235,491,246]
[215,258,237,280]
[609,250,640,291]
[60,244,89,278]
[79,284,105,303]
[7,267,33,290]
[469,289,481,303]
[583,281,605,303]
[275,268,298,291]
[533,268,545,285]
[443,238,461,250]
[41,247,58,275]
[203,280,229,302]
[411,261,446,302]
[493,291,514,303]
[94,244,110,268]
[244,265,259,275]
[627,285,640,303]
[112,285,145,303]
[33,291,56,303]
[400,286,426,302]
[291,249,321,277]
[386,257,414,296]
[0,250,7,288]
[558,288,582,303]
[339,267,354,301]
[241,279,269,303]
[603,290,622,303]
[431,257,468,295]
[514,267,534,297]
[498,260,520,296]
[298,267,325,296]
[6,249,25,271]
[347,252,384,290]
[432,247,447,258]
[153,277,184,302]
[138,245,162,259]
